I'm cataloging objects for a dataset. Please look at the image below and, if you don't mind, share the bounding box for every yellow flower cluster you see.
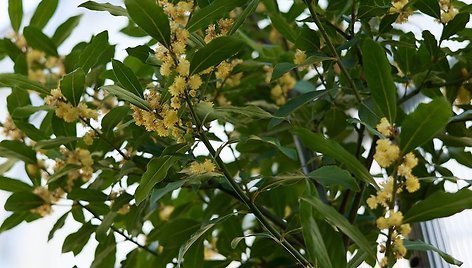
[204,18,234,43]
[189,159,216,175]
[265,66,296,106]
[376,117,393,137]
[1,116,24,140]
[440,0,458,23]
[374,139,400,168]
[25,49,65,84]
[45,88,97,123]
[54,148,94,190]
[398,152,420,193]
[293,49,307,65]
[388,0,413,23]
[83,130,95,145]
[30,186,64,216]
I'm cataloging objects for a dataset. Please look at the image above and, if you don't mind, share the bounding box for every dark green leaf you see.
[60,68,86,106]
[294,128,378,188]
[361,38,397,123]
[404,240,463,266]
[246,136,298,160]
[0,140,37,164]
[102,106,130,134]
[91,233,116,268]
[62,222,96,255]
[14,53,27,75]
[51,115,77,149]
[150,180,186,204]
[404,189,472,222]
[135,156,179,204]
[101,85,151,111]
[187,0,245,32]
[68,188,108,203]
[30,0,59,29]
[271,63,297,82]
[442,13,470,40]
[414,0,440,18]
[190,36,244,75]
[126,45,154,63]
[77,31,110,72]
[8,0,23,32]
[150,218,200,247]
[34,137,79,150]
[308,166,360,191]
[52,15,82,46]
[400,97,451,154]
[96,212,117,241]
[268,90,329,128]
[0,176,32,192]
[228,0,259,35]
[269,13,298,42]
[112,59,143,98]
[0,73,49,95]
[125,0,170,48]
[79,1,128,16]
[295,26,321,51]
[23,26,58,57]
[48,211,69,241]
[7,88,30,114]
[0,38,23,61]
[4,191,44,211]
[300,196,376,259]
[0,212,30,232]
[12,105,52,119]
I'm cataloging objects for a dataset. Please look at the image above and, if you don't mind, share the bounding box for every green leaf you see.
[271,63,297,82]
[125,0,170,48]
[95,212,117,241]
[91,233,116,268]
[7,88,30,114]
[0,140,37,164]
[0,159,17,175]
[228,0,259,35]
[112,59,143,98]
[400,97,451,154]
[300,196,376,259]
[0,212,30,233]
[11,105,52,119]
[8,0,23,32]
[102,106,130,134]
[48,211,69,241]
[404,189,472,223]
[268,13,298,43]
[404,240,463,266]
[246,136,298,160]
[414,0,440,19]
[150,180,186,204]
[30,0,59,29]
[135,156,179,204]
[62,222,96,255]
[294,128,378,188]
[149,218,200,248]
[190,36,244,75]
[308,166,360,191]
[34,137,79,150]
[178,213,237,267]
[4,191,44,211]
[101,85,151,111]
[268,90,329,128]
[361,38,397,123]
[23,26,58,57]
[77,31,111,72]
[68,188,108,203]
[52,15,82,46]
[79,1,128,16]
[0,73,49,95]
[300,200,334,268]
[60,68,86,106]
[187,0,245,32]
[0,176,32,192]
[442,12,470,40]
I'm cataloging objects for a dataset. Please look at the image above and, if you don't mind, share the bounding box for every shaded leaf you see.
[228,0,259,35]
[23,26,58,56]
[48,211,69,241]
[150,180,186,204]
[0,73,49,95]
[0,176,32,192]
[414,0,440,18]
[308,166,359,191]
[0,140,37,164]
[187,0,245,32]
[60,68,86,106]
[442,13,470,40]
[68,188,108,203]
[34,137,79,150]
[0,212,30,233]
[112,59,143,98]
[77,31,110,72]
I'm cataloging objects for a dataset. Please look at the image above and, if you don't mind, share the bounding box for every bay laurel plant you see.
[1,0,472,267]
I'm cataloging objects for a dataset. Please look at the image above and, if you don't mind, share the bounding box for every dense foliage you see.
[1,0,472,267]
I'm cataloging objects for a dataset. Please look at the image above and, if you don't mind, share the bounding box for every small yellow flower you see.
[374,139,400,168]
[294,49,307,65]
[367,196,378,209]
[400,223,411,236]
[189,75,202,90]
[388,210,403,226]
[405,175,420,193]
[376,217,389,229]
[376,117,393,137]
[176,58,190,76]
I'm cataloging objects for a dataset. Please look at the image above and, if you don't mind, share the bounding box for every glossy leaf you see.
[294,128,378,188]
[187,0,245,32]
[79,1,128,17]
[308,166,360,191]
[101,85,151,111]
[125,0,170,47]
[101,106,130,134]
[190,36,244,75]
[404,189,472,223]
[30,0,59,29]
[60,68,86,106]
[400,97,451,154]
[135,156,179,204]
[8,0,23,32]
[68,188,108,203]
[23,26,58,57]
[91,233,116,268]
[12,105,52,119]
[361,38,397,123]
[404,239,463,266]
[112,59,143,98]
[34,137,79,150]
[150,180,186,204]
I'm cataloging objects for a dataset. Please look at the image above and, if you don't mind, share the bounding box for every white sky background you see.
[0,0,472,268]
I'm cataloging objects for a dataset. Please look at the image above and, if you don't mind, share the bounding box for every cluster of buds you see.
[53,148,94,190]
[45,88,97,123]
[265,67,296,106]
[440,0,459,23]
[189,159,216,175]
[388,0,413,23]
[30,186,65,216]
[1,116,25,140]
